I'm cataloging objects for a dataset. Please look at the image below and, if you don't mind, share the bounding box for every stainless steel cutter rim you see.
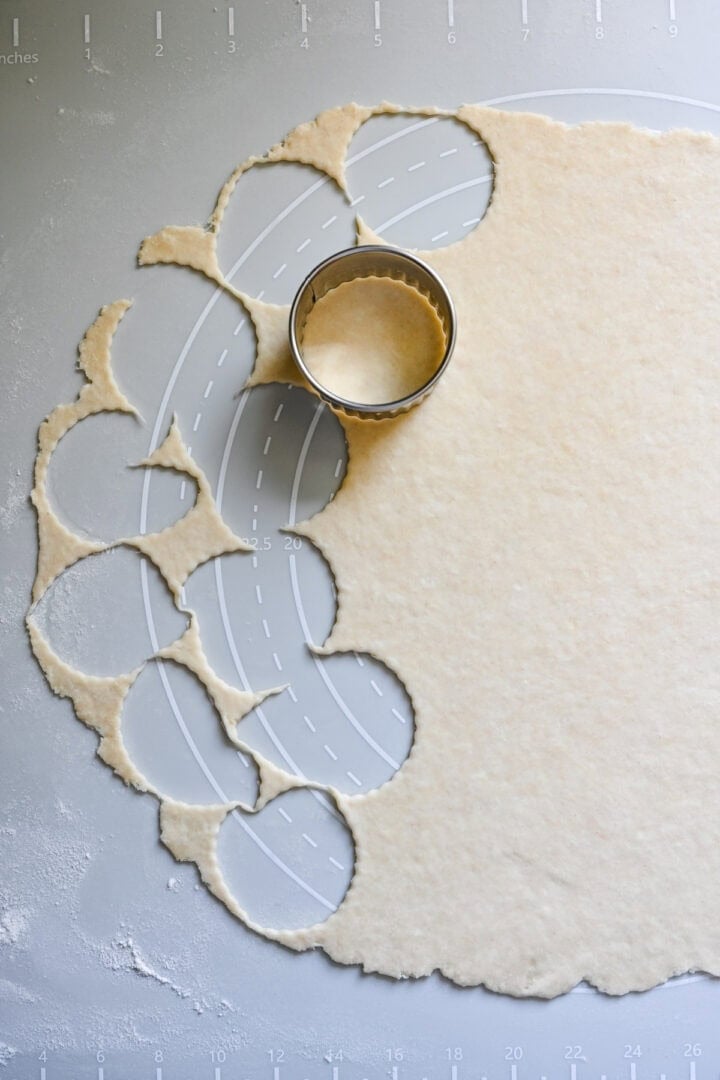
[288,244,457,419]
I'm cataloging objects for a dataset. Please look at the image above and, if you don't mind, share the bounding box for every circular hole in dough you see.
[216,787,354,932]
[346,112,493,250]
[255,649,416,794]
[32,547,186,676]
[122,660,259,807]
[209,382,346,540]
[215,161,354,305]
[47,412,195,543]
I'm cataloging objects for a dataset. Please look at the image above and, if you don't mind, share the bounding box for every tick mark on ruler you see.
[447,0,455,26]
[374,0,381,30]
[278,806,292,822]
[300,3,308,33]
[669,0,676,18]
[322,214,337,229]
[329,855,345,869]
[272,651,283,671]
[12,17,19,46]
[324,743,338,761]
[521,0,529,25]
[203,379,214,399]
[595,0,602,22]
[272,262,287,280]
[155,10,162,40]
[228,6,235,36]
[274,403,284,422]
[83,13,90,42]
[407,160,426,172]
[377,176,395,189]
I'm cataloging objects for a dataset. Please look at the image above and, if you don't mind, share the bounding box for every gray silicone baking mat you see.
[3,0,720,1075]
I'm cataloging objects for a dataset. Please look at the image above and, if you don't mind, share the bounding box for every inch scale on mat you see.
[0,0,694,66]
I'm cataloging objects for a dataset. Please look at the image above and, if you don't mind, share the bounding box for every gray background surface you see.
[3,0,720,1076]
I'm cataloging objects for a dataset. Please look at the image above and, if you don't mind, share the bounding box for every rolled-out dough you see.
[31,103,720,997]
[300,276,446,405]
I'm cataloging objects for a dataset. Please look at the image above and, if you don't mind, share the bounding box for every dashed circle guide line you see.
[138,562,335,910]
[288,554,401,773]
[375,174,492,234]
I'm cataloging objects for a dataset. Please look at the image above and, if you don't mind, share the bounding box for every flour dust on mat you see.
[29,102,720,997]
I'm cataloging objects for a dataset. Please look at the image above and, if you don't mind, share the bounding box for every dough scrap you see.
[27,619,148,791]
[126,419,250,600]
[30,102,720,997]
[28,303,289,817]
[156,615,281,741]
[31,299,135,603]
[300,277,446,405]
[138,225,222,283]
